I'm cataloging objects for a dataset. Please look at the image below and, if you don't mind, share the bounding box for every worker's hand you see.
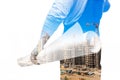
[30,54,40,65]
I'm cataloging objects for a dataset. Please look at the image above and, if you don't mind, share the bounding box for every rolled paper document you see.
[37,23,101,64]
[17,55,34,67]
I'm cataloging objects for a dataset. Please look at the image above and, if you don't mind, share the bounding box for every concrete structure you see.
[60,40,101,69]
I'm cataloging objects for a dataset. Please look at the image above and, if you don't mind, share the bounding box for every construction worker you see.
[30,0,110,64]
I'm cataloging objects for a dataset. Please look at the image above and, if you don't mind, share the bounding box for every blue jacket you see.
[41,0,110,36]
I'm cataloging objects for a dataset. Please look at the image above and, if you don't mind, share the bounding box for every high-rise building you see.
[60,40,101,69]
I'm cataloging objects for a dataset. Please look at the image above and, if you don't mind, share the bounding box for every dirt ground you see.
[61,74,100,80]
[60,68,101,80]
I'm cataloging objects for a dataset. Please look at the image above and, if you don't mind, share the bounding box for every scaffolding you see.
[61,39,101,70]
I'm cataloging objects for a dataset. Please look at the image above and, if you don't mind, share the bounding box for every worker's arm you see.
[40,0,74,37]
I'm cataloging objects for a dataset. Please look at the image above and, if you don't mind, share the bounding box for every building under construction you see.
[60,40,101,70]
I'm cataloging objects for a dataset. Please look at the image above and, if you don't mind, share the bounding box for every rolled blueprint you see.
[37,23,101,64]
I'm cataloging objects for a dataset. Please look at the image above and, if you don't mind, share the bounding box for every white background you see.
[0,0,120,80]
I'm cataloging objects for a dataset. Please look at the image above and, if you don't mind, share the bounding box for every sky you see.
[0,0,120,80]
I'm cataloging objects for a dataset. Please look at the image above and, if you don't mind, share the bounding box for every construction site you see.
[60,40,101,80]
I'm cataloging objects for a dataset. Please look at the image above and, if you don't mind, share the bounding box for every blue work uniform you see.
[41,0,110,37]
